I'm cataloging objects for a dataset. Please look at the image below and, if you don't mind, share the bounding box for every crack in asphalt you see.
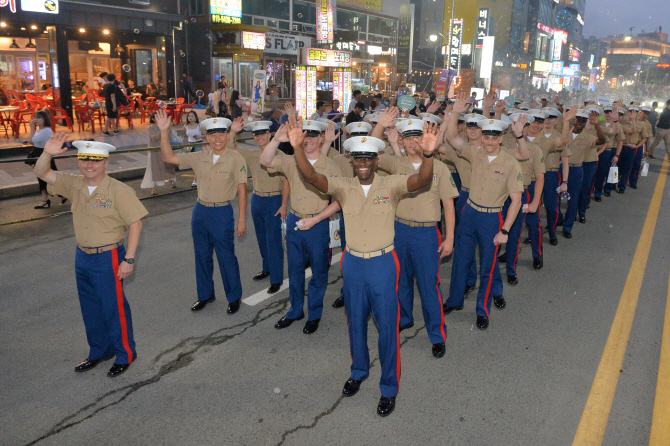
[274,323,427,446]
[23,298,289,446]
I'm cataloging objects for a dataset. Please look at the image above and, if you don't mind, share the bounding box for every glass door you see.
[16,56,35,91]
[0,54,16,92]
[237,61,259,98]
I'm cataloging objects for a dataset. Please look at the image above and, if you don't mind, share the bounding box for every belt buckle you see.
[363,252,371,259]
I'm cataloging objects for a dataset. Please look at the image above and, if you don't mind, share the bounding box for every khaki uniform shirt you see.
[269,153,342,215]
[442,144,472,189]
[567,132,598,166]
[601,122,624,150]
[238,147,284,193]
[459,143,524,208]
[624,119,643,146]
[379,155,458,222]
[176,149,248,202]
[327,146,340,159]
[520,142,546,187]
[583,125,601,163]
[327,174,408,252]
[51,173,148,248]
[332,153,355,178]
[530,132,570,171]
[436,149,458,173]
[640,120,653,141]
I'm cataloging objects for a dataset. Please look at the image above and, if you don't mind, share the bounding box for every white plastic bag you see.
[640,159,649,177]
[281,219,287,250]
[607,165,619,184]
[329,219,341,248]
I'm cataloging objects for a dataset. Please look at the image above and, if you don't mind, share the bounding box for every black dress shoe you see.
[578,215,586,224]
[533,256,543,270]
[267,283,282,294]
[464,285,476,297]
[498,252,507,263]
[74,355,114,372]
[342,378,363,397]
[494,295,506,309]
[332,296,344,308]
[586,204,590,209]
[432,342,446,358]
[649,154,656,159]
[550,238,558,246]
[303,318,320,334]
[476,316,489,330]
[107,363,130,377]
[523,237,531,245]
[399,322,414,332]
[630,185,637,189]
[274,315,304,329]
[227,299,241,314]
[604,192,611,197]
[563,231,572,239]
[253,271,270,281]
[617,189,625,194]
[191,296,216,311]
[443,304,463,314]
[377,396,396,417]
[594,196,602,202]
[507,274,518,285]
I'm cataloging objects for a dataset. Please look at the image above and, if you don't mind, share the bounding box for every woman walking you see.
[184,110,202,187]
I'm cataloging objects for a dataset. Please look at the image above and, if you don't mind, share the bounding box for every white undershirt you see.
[412,162,422,169]
[213,154,220,163]
[309,159,318,166]
[488,156,497,163]
[604,122,611,127]
[572,133,579,140]
[544,133,553,138]
[527,136,536,142]
[361,184,371,197]
[87,186,97,196]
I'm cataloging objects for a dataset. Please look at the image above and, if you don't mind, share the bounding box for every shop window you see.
[243,0,290,21]
[135,49,153,88]
[368,16,394,37]
[189,0,206,16]
[337,10,367,33]
[0,55,15,91]
[292,0,316,24]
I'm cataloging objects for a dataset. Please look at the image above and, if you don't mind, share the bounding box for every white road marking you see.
[243,252,343,306]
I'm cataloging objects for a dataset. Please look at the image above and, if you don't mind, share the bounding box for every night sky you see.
[583,0,669,39]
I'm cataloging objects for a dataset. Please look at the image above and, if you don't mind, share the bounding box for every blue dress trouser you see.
[446,205,503,318]
[563,166,583,233]
[524,183,543,259]
[617,146,635,192]
[578,161,597,217]
[503,195,527,276]
[75,244,136,365]
[629,145,644,187]
[543,171,562,240]
[594,150,614,197]
[338,210,346,299]
[394,222,447,344]
[251,194,284,285]
[451,189,478,291]
[192,203,243,303]
[285,212,330,321]
[342,250,401,398]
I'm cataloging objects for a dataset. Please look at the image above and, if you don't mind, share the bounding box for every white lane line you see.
[243,251,343,306]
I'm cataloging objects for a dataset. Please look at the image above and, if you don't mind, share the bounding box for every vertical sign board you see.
[476,8,490,49]
[397,4,414,74]
[316,0,335,44]
[295,66,307,119]
[448,19,464,76]
[479,36,495,79]
[332,68,353,109]
[251,70,266,115]
[305,66,316,118]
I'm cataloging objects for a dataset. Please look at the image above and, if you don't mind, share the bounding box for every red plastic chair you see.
[0,113,10,139]
[10,110,34,138]
[116,104,134,129]
[74,105,96,134]
[48,106,74,132]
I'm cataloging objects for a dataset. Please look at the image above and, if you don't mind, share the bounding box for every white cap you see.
[500,114,512,126]
[302,119,326,135]
[542,107,562,117]
[575,110,591,120]
[364,112,383,123]
[527,109,548,120]
[245,120,272,134]
[396,118,425,137]
[420,112,442,125]
[457,113,467,123]
[603,105,614,112]
[315,117,332,126]
[465,113,486,127]
[540,96,549,101]
[640,106,652,114]
[345,121,372,136]
[343,136,386,158]
[477,119,509,135]
[509,112,535,124]
[73,141,116,160]
[629,105,640,112]
[201,117,232,134]
[586,105,604,117]
[618,108,627,115]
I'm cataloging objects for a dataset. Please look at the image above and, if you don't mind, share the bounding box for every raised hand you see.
[230,116,245,134]
[496,100,506,113]
[324,122,338,144]
[284,101,296,118]
[564,106,579,121]
[287,115,306,148]
[482,89,496,109]
[377,106,399,128]
[274,124,290,143]
[427,100,441,114]
[155,109,172,131]
[452,99,470,114]
[511,114,528,136]
[588,110,600,126]
[43,132,70,156]
[554,96,561,106]
[387,127,399,145]
[417,121,440,153]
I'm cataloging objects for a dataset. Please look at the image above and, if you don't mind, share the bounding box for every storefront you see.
[532,60,553,90]
[299,47,353,102]
[263,32,312,99]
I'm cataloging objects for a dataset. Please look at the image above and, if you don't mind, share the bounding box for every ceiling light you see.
[79,28,86,33]
[9,39,19,49]
[21,27,26,30]
[103,29,110,35]
[0,22,6,28]
[25,38,36,49]
[31,25,37,30]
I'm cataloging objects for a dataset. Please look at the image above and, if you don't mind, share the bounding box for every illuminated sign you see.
[552,61,564,74]
[397,4,414,74]
[571,49,580,61]
[1,0,16,13]
[476,7,490,49]
[316,0,335,44]
[511,63,528,69]
[589,54,594,69]
[480,36,495,79]
[338,0,382,12]
[306,48,352,67]
[242,32,266,50]
[234,55,260,61]
[211,0,241,24]
[295,66,317,119]
[22,0,58,13]
[537,23,554,35]
[576,14,584,26]
[534,60,552,72]
[657,63,670,68]
[569,63,580,71]
[332,68,352,112]
[335,41,361,51]
[448,19,464,75]
[461,44,472,55]
[562,66,574,76]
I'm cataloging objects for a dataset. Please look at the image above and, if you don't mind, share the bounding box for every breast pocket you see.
[91,204,114,217]
[370,190,393,215]
[342,194,362,216]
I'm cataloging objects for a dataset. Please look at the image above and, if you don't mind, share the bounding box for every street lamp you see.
[429,34,438,42]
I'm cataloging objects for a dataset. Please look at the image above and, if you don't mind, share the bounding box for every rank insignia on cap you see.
[307,121,312,125]
[361,137,367,142]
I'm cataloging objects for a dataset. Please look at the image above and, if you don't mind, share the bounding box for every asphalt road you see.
[1,155,669,446]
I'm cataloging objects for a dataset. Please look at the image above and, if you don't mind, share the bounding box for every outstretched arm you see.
[156,109,180,165]
[259,124,289,168]
[290,116,330,194]
[371,106,398,140]
[227,117,245,149]
[34,132,69,185]
[446,99,470,152]
[556,106,579,148]
[510,115,530,161]
[407,121,439,192]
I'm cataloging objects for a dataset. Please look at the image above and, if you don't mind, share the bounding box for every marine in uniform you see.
[382,118,458,357]
[628,107,653,188]
[229,120,288,294]
[578,106,605,222]
[35,136,147,377]
[286,114,440,417]
[593,105,623,200]
[616,108,642,193]
[444,100,528,330]
[156,111,248,313]
[260,119,342,334]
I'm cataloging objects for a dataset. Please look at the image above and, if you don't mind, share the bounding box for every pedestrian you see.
[181,74,196,103]
[443,99,528,330]
[229,90,244,119]
[346,102,365,126]
[212,83,227,117]
[628,107,653,188]
[348,90,361,113]
[259,119,342,335]
[229,119,289,295]
[311,101,327,120]
[647,99,670,158]
[327,100,344,123]
[33,134,148,377]
[26,110,61,209]
[616,108,642,194]
[141,114,176,194]
[646,101,659,158]
[156,109,247,314]
[285,113,439,417]
[184,111,203,187]
[269,108,282,136]
[102,73,119,135]
[145,82,159,99]
[577,106,605,221]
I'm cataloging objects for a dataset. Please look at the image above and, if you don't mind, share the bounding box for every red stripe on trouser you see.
[435,227,446,342]
[392,250,401,391]
[111,248,133,364]
[483,213,503,317]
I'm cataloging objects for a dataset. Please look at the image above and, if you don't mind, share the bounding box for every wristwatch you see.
[515,134,524,139]
[423,152,434,158]
[124,257,135,264]
[562,180,568,184]
[501,229,509,235]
